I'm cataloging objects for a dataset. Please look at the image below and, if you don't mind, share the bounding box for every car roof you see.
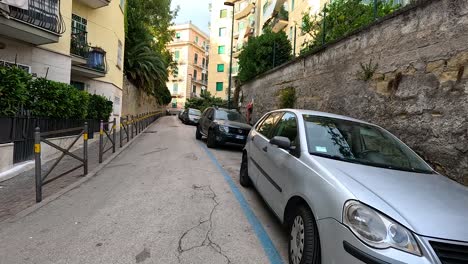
[269,109,373,125]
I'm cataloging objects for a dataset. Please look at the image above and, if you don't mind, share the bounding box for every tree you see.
[238,29,292,83]
[124,0,177,105]
[185,92,228,112]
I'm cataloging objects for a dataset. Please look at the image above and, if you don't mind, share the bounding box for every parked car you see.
[196,107,252,148]
[181,108,202,125]
[240,109,468,264]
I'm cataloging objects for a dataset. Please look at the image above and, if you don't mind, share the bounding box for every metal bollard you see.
[112,118,116,153]
[131,115,134,139]
[120,117,123,148]
[126,115,130,143]
[99,120,103,163]
[84,122,88,175]
[34,127,42,203]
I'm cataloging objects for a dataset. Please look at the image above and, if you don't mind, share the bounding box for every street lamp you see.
[224,1,235,109]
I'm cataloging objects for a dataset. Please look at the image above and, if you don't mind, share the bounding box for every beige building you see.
[207,0,326,99]
[167,22,209,109]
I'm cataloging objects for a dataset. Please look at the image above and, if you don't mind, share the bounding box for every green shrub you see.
[28,78,89,119]
[87,94,113,121]
[238,29,292,83]
[185,91,228,112]
[0,66,31,116]
[278,87,296,108]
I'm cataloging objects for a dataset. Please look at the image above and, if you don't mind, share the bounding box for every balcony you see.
[235,2,255,20]
[193,79,207,86]
[271,9,288,33]
[75,0,111,9]
[0,0,64,45]
[70,32,107,78]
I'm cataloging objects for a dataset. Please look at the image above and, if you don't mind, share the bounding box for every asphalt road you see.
[0,116,288,264]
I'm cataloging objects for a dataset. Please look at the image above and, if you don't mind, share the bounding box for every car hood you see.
[216,120,252,130]
[317,157,468,242]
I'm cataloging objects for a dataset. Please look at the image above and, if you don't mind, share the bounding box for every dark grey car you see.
[196,107,251,148]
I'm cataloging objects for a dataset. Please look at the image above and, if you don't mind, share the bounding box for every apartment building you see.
[0,0,125,119]
[166,22,209,109]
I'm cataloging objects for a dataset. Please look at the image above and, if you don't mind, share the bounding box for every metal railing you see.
[99,118,116,163]
[9,0,66,34]
[34,123,88,202]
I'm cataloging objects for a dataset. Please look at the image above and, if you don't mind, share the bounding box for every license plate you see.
[236,135,245,140]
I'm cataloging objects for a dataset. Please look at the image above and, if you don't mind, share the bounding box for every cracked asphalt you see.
[0,116,288,264]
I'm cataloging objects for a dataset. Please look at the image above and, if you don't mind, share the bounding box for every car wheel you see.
[239,152,251,187]
[288,205,321,264]
[195,125,202,140]
[207,129,217,148]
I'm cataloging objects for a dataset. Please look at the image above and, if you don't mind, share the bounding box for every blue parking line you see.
[199,143,284,264]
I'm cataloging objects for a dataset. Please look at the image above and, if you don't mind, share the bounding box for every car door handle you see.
[262,146,268,152]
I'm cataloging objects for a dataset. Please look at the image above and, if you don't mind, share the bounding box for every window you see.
[173,83,178,93]
[216,82,223,91]
[217,64,225,72]
[220,9,227,18]
[192,85,197,93]
[256,112,283,139]
[194,53,198,65]
[71,14,87,56]
[174,50,180,61]
[71,81,85,91]
[119,0,125,11]
[291,0,295,10]
[117,40,123,69]
[193,70,198,80]
[238,21,246,31]
[218,45,225,54]
[202,58,206,68]
[176,32,181,39]
[273,113,298,145]
[219,27,226,37]
[195,36,199,44]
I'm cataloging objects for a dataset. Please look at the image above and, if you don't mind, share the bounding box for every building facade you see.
[0,0,126,119]
[166,22,209,109]
[207,0,325,99]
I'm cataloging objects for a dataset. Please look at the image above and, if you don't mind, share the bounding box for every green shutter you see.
[216,82,223,91]
[174,50,180,61]
[217,64,225,72]
[218,46,225,54]
[220,9,227,18]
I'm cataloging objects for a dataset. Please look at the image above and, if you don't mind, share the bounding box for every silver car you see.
[240,109,468,264]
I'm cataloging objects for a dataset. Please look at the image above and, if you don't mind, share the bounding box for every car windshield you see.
[303,115,433,174]
[215,110,247,123]
[189,109,201,116]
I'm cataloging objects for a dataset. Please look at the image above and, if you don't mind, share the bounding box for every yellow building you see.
[166,22,209,109]
[0,0,126,119]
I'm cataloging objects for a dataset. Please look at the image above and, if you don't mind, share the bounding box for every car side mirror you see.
[270,136,291,150]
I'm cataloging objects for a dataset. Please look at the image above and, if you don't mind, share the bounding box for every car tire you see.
[195,125,202,140]
[207,129,217,148]
[288,205,321,264]
[239,152,251,187]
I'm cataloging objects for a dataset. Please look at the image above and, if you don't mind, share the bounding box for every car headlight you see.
[343,200,421,256]
[218,125,230,133]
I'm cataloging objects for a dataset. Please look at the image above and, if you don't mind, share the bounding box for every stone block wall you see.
[240,0,468,185]
[121,78,164,116]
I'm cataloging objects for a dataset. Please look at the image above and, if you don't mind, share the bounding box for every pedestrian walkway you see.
[0,116,280,264]
[0,133,120,222]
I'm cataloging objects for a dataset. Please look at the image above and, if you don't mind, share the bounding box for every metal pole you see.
[293,26,297,56]
[120,117,123,148]
[99,120,103,163]
[34,127,42,203]
[273,41,276,67]
[126,115,130,143]
[227,4,235,109]
[84,122,88,175]
[112,118,116,153]
[322,3,327,45]
[131,115,134,139]
[373,0,378,20]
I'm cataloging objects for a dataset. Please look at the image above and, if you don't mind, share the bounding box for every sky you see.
[171,0,211,35]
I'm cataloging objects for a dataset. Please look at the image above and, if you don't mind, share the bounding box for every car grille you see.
[229,127,249,135]
[430,241,468,264]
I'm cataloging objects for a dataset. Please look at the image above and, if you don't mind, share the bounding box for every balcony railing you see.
[9,0,65,34]
[71,32,107,75]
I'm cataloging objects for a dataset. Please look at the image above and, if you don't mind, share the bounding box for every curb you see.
[1,118,162,225]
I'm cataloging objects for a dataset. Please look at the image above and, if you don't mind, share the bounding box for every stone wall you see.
[240,0,468,185]
[121,78,164,116]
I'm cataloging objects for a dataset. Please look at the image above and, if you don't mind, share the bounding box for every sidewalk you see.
[0,133,122,222]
